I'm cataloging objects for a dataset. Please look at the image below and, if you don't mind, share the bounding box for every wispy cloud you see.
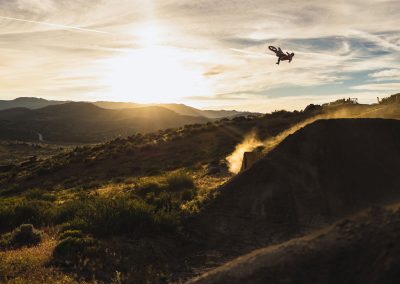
[0,15,111,34]
[0,0,399,110]
[351,83,400,91]
[369,69,400,81]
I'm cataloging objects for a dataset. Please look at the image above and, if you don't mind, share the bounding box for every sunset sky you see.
[0,0,399,112]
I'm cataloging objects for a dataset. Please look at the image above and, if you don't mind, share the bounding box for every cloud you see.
[0,0,399,111]
[203,65,225,76]
[0,15,110,34]
[369,69,400,81]
[351,83,400,91]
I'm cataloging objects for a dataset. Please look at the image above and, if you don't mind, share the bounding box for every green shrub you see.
[52,199,84,224]
[53,236,98,259]
[25,188,43,200]
[0,200,52,231]
[0,224,42,249]
[11,224,42,248]
[40,193,57,202]
[58,220,86,232]
[53,195,180,238]
[135,182,162,197]
[0,232,12,249]
[166,173,194,191]
[59,229,83,240]
[25,189,56,202]
[181,188,196,202]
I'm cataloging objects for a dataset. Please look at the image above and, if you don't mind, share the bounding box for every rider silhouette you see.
[269,46,295,65]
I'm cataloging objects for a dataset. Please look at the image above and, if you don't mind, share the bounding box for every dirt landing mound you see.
[188,205,400,284]
[188,119,400,245]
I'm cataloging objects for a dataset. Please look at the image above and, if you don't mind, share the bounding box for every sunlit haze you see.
[0,0,399,111]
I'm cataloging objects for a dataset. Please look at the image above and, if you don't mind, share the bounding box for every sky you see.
[0,0,399,112]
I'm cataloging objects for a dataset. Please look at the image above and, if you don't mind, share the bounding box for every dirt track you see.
[188,205,400,284]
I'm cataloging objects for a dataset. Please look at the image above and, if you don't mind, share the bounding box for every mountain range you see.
[0,98,257,143]
[0,97,253,119]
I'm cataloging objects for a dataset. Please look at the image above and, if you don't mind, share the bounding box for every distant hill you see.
[0,102,209,142]
[0,97,255,119]
[0,97,66,110]
[152,103,251,119]
[95,102,254,119]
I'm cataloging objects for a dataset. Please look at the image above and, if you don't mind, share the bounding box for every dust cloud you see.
[226,131,264,174]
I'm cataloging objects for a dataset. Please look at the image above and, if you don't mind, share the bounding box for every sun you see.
[101,25,212,104]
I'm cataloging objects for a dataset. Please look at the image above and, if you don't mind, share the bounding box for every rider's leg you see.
[276,58,280,65]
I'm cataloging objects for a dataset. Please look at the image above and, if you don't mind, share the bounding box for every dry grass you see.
[0,235,79,284]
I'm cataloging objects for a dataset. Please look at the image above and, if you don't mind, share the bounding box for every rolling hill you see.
[2,102,399,191]
[0,102,210,142]
[0,97,255,119]
[0,97,67,110]
[0,109,315,191]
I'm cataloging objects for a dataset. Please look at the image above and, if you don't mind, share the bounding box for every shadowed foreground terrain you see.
[189,119,400,246]
[1,104,400,283]
[188,205,400,284]
[183,118,400,283]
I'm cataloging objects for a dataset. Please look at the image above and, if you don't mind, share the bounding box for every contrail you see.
[0,15,111,34]
[230,48,270,58]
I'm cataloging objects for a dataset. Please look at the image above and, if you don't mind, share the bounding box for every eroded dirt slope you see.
[188,119,400,247]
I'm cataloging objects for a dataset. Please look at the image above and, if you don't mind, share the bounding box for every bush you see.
[0,224,42,249]
[0,232,12,248]
[58,221,86,232]
[166,173,194,191]
[0,200,52,231]
[53,236,98,259]
[51,199,84,224]
[181,188,196,202]
[0,193,182,244]
[11,224,42,247]
[53,195,180,238]
[59,229,83,240]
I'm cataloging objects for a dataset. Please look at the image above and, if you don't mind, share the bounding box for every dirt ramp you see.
[188,119,400,245]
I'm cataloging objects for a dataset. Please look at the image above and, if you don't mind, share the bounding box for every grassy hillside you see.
[0,102,210,143]
[0,100,399,283]
[0,109,313,192]
[0,141,70,165]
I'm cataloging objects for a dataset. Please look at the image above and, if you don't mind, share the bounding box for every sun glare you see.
[103,46,211,103]
[100,23,212,104]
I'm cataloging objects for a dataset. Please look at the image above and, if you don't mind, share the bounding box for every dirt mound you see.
[188,119,400,246]
[187,205,400,284]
